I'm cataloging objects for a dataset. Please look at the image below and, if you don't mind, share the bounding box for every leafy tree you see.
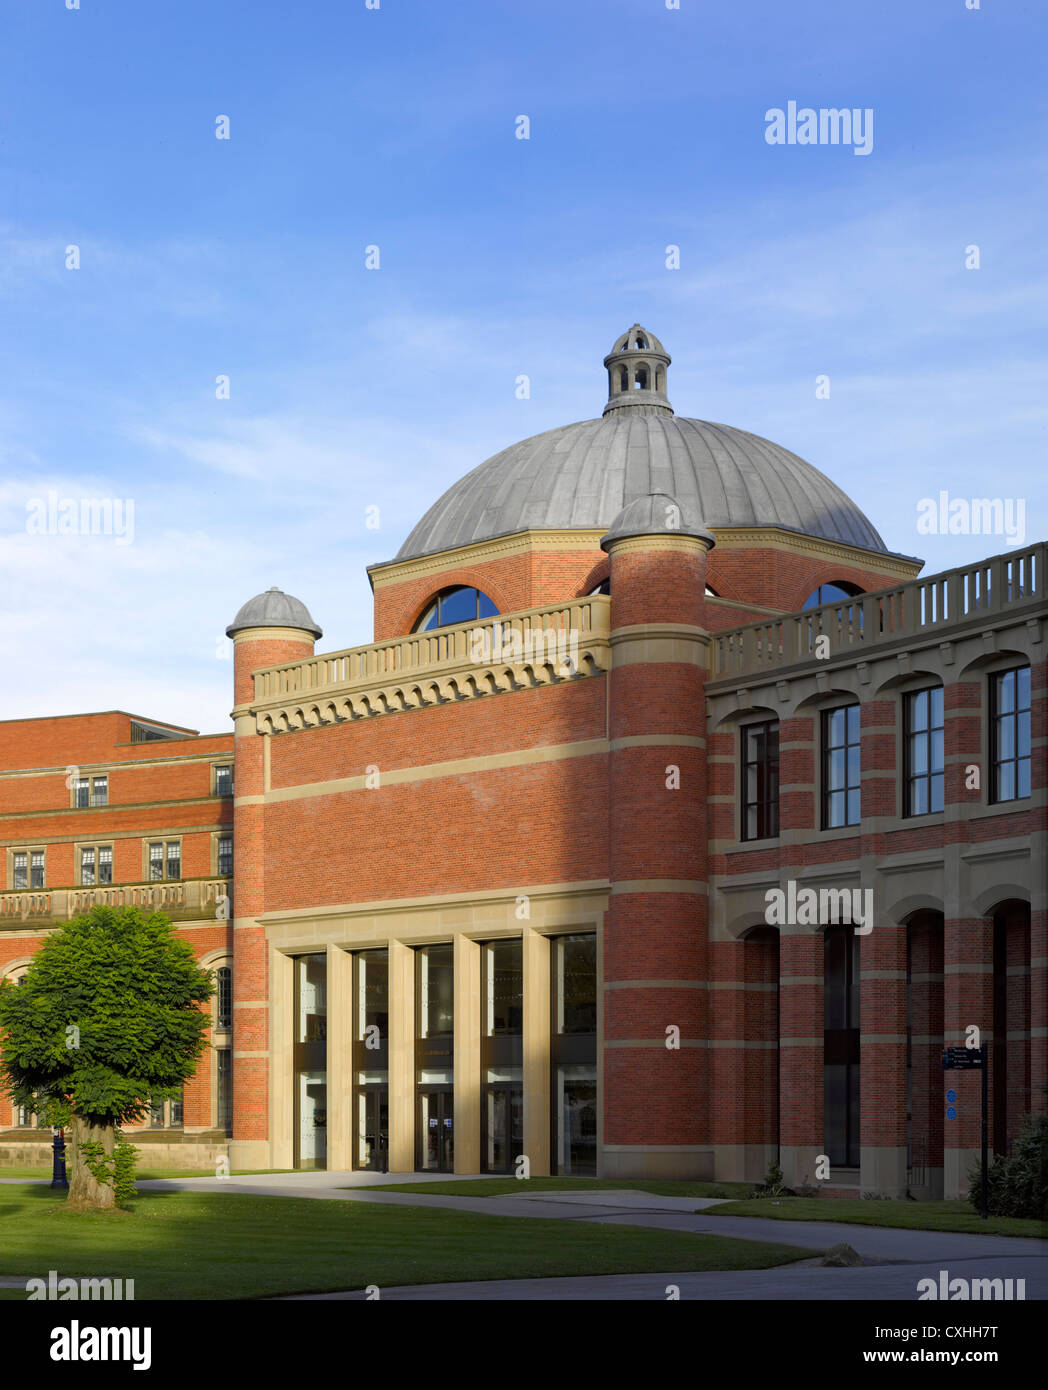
[0,905,214,1211]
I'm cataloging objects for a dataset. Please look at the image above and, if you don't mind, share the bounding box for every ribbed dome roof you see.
[226,587,322,639]
[396,413,890,561]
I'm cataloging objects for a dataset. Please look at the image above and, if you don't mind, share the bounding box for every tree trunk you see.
[66,1114,117,1211]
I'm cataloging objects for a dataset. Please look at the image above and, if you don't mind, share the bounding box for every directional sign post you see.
[942,1044,988,1219]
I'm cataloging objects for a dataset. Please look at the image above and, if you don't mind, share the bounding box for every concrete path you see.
[277,1255,1048,1300]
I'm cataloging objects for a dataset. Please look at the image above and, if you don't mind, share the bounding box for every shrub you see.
[968,1107,1048,1220]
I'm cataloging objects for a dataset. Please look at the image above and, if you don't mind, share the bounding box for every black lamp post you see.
[50,1127,69,1189]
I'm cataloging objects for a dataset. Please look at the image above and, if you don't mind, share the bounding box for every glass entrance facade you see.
[294,954,327,1170]
[481,939,523,1173]
[353,949,389,1171]
[416,944,454,1171]
[551,933,597,1174]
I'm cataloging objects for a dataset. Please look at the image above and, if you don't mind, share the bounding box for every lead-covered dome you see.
[226,586,322,639]
[397,326,891,561]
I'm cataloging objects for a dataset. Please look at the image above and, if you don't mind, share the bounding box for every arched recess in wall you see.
[199,949,234,1134]
[412,586,499,632]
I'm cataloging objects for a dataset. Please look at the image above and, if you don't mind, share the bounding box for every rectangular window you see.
[216,1049,233,1133]
[217,835,233,878]
[97,846,112,885]
[481,941,523,1174]
[824,926,861,1168]
[29,851,45,890]
[353,950,389,1172]
[81,847,96,886]
[551,934,597,1176]
[742,720,780,841]
[822,704,861,828]
[904,687,944,816]
[12,852,27,890]
[214,765,233,797]
[74,778,90,808]
[170,1090,184,1128]
[148,841,180,880]
[90,776,108,807]
[150,1099,166,1128]
[415,946,453,1172]
[991,666,1031,803]
[216,966,233,1031]
[295,955,327,1169]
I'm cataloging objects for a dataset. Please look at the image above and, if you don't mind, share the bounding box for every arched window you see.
[413,586,499,632]
[634,334,648,349]
[802,580,863,609]
[634,364,649,390]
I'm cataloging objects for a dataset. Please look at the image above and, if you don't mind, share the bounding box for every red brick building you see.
[0,711,234,1166]
[3,326,1044,1197]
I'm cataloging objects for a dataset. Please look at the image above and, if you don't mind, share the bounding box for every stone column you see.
[453,935,481,1173]
[326,944,353,1171]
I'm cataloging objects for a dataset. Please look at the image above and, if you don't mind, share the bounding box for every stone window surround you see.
[69,771,110,811]
[7,844,46,892]
[141,836,183,882]
[75,840,115,887]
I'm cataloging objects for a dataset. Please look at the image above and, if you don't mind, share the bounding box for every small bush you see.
[968,1108,1048,1220]
[753,1160,787,1198]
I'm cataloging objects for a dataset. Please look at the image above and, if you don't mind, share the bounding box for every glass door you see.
[357,1084,389,1172]
[417,1088,454,1171]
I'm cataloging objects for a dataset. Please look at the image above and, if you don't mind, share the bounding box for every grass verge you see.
[0,1183,807,1299]
[705,1197,1043,1238]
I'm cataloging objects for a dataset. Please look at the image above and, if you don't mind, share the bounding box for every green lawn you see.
[0,1183,808,1299]
[705,1197,1043,1238]
[340,1176,752,1199]
[0,1167,292,1181]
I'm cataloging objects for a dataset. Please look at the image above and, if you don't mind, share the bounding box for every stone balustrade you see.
[250,596,612,733]
[710,543,1044,684]
[0,878,230,927]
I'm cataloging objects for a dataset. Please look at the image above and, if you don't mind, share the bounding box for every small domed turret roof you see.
[601,492,715,550]
[226,587,322,639]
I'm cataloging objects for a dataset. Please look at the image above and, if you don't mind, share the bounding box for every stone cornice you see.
[710,528,922,578]
[368,524,921,590]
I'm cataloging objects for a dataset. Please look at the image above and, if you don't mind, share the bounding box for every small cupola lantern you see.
[602,324,673,417]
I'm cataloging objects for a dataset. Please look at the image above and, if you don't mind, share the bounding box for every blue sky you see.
[1,0,1045,732]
